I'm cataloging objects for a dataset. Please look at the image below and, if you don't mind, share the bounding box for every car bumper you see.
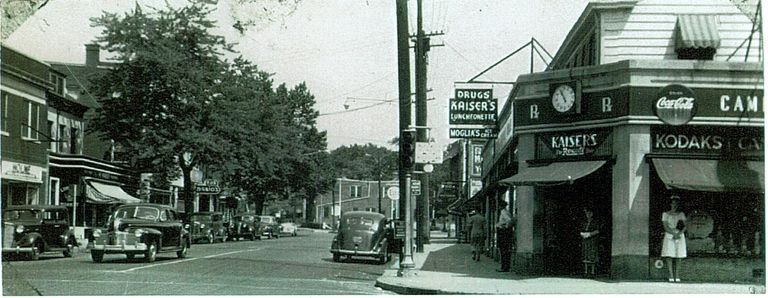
[90,243,148,253]
[2,247,37,254]
[330,248,382,257]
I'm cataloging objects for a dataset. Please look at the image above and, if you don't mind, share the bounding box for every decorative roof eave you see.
[547,0,639,71]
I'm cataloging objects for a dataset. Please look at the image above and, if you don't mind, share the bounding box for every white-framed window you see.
[365,207,376,212]
[0,94,8,136]
[349,185,361,198]
[49,177,60,205]
[22,101,40,140]
[58,124,68,152]
[50,73,66,95]
[48,120,56,151]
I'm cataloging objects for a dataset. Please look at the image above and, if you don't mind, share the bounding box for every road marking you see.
[117,248,263,273]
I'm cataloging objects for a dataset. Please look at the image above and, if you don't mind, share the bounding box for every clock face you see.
[552,84,576,113]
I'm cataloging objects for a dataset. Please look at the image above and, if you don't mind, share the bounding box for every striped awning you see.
[85,180,142,204]
[675,14,721,49]
[651,158,764,193]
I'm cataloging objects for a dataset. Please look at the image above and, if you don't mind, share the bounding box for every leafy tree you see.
[88,0,237,217]
[329,144,397,181]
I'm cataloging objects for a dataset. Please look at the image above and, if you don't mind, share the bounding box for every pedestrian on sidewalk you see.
[661,195,687,283]
[467,209,486,261]
[580,207,601,277]
[495,200,515,272]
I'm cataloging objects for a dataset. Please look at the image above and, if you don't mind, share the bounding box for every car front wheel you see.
[144,241,157,263]
[332,253,340,262]
[91,250,104,263]
[63,240,75,258]
[378,244,388,264]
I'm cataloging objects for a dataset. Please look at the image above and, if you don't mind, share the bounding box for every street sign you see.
[415,142,443,164]
[386,186,400,200]
[411,180,421,196]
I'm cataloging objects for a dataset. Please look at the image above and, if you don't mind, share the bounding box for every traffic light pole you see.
[395,0,414,271]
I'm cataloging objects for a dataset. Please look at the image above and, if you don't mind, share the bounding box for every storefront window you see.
[651,191,764,258]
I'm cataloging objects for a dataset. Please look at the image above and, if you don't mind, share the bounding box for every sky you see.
[5,0,590,151]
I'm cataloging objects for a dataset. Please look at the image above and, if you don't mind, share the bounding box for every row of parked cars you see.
[2,203,300,263]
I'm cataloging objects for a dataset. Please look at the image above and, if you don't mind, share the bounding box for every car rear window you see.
[260,217,275,224]
[114,206,160,220]
[3,210,39,221]
[42,210,67,221]
[344,217,376,230]
[190,215,211,221]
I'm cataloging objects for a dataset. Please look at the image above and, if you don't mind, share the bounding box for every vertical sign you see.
[469,144,483,177]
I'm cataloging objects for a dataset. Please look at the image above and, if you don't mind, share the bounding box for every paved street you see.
[3,230,393,295]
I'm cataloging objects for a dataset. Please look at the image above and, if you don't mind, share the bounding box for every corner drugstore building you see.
[483,0,763,282]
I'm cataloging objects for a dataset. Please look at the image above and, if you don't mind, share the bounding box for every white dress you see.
[661,211,687,258]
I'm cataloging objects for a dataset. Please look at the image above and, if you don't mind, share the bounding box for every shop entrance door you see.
[540,165,612,277]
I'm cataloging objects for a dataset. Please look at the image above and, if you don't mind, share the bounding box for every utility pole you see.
[413,0,443,252]
[395,0,415,270]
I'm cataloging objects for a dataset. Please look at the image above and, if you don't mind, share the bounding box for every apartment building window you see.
[1,94,8,135]
[48,120,55,151]
[365,208,376,212]
[58,124,68,152]
[50,73,65,95]
[23,102,40,140]
[70,127,78,154]
[350,185,361,198]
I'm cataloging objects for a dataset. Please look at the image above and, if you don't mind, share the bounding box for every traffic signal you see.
[401,129,416,170]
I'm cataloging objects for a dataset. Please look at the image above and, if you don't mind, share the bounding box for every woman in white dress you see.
[661,195,687,282]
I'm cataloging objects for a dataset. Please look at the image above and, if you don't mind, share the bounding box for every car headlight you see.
[15,225,24,233]
[200,224,205,229]
[93,229,102,238]
[134,229,145,238]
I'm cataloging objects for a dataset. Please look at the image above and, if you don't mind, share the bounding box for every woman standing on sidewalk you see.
[580,208,601,277]
[467,209,486,261]
[661,195,687,282]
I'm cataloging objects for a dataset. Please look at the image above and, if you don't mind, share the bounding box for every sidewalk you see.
[375,231,766,295]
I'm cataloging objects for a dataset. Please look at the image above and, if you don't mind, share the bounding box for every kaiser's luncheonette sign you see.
[654,84,697,125]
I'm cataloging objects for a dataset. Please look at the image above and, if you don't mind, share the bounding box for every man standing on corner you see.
[495,200,515,272]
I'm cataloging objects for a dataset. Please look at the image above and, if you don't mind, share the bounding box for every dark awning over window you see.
[675,14,721,49]
[651,158,764,193]
[499,160,607,186]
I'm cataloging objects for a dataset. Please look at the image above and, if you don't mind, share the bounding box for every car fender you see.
[18,232,45,249]
[64,230,78,246]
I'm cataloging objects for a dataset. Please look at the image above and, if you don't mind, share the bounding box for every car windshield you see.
[3,210,39,221]
[114,206,161,220]
[260,217,275,224]
[344,216,376,230]
[42,210,68,221]
[242,215,255,222]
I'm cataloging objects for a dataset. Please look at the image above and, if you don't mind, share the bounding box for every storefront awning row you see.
[85,180,142,204]
[499,160,607,186]
[651,158,764,193]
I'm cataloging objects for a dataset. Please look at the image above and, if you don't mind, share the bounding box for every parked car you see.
[2,205,78,260]
[279,222,298,237]
[258,215,281,239]
[330,211,392,264]
[88,203,190,263]
[228,213,260,241]
[189,212,227,244]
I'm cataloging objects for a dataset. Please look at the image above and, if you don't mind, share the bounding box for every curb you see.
[375,279,442,295]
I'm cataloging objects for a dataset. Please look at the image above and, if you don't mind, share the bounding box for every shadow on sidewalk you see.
[420,240,529,280]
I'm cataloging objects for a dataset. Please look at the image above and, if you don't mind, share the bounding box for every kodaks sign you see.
[654,84,697,125]
[651,126,763,155]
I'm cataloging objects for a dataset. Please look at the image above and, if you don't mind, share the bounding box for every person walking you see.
[467,209,487,261]
[580,208,601,277]
[661,195,687,282]
[495,200,515,272]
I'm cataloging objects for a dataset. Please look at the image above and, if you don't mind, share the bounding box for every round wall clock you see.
[552,84,576,113]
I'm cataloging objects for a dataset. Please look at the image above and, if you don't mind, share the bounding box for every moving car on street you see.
[2,205,78,260]
[189,211,227,243]
[88,203,190,262]
[228,213,260,241]
[330,211,392,264]
[279,222,298,237]
[258,215,280,239]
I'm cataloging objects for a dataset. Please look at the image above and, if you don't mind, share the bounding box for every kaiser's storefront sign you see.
[539,129,611,158]
[654,84,697,125]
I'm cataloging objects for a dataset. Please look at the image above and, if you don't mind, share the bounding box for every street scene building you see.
[468,0,764,283]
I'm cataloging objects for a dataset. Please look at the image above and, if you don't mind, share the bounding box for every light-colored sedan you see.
[279,222,298,237]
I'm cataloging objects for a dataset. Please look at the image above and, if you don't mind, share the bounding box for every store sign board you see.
[449,127,498,139]
[195,179,221,194]
[651,126,763,156]
[470,179,483,197]
[1,161,43,183]
[449,89,497,125]
[654,84,697,125]
[470,144,483,177]
[539,129,611,158]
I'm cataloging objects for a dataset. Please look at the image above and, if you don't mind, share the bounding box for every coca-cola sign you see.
[654,84,697,125]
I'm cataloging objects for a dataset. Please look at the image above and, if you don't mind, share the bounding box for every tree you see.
[329,144,397,181]
[88,0,236,218]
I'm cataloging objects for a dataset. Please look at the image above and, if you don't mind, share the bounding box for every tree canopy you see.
[88,0,332,217]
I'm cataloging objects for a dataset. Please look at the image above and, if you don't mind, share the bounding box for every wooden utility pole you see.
[414,0,443,252]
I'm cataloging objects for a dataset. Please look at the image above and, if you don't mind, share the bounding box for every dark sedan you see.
[330,211,392,264]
